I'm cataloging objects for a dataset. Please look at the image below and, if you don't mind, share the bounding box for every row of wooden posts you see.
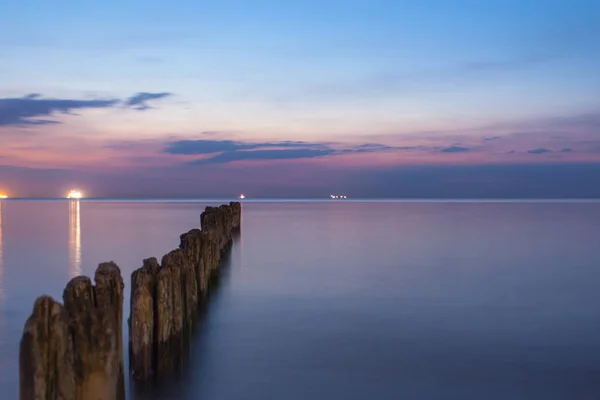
[19,202,242,400]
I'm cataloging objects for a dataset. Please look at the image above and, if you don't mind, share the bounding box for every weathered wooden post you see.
[20,296,77,400]
[129,202,242,382]
[20,263,125,400]
[129,258,159,380]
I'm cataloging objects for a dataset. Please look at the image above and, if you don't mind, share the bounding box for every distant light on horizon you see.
[67,190,83,199]
[239,194,245,199]
[0,194,7,199]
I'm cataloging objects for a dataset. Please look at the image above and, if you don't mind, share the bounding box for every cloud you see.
[561,148,573,153]
[0,91,174,126]
[165,140,242,154]
[459,53,557,74]
[164,139,415,165]
[350,143,417,153]
[191,149,335,164]
[441,146,470,153]
[528,148,552,154]
[0,94,119,126]
[164,139,327,155]
[484,136,501,141]
[125,92,172,110]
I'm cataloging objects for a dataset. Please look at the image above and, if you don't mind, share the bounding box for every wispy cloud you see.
[164,139,420,165]
[125,92,172,111]
[164,140,324,155]
[349,143,419,153]
[441,146,470,153]
[459,53,557,74]
[0,94,119,126]
[0,92,173,126]
[191,148,335,164]
[528,148,552,154]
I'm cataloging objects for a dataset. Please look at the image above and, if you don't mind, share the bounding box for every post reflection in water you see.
[236,206,244,269]
[68,200,82,278]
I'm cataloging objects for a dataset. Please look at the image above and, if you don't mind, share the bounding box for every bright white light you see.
[239,194,245,199]
[67,190,83,199]
[0,194,7,199]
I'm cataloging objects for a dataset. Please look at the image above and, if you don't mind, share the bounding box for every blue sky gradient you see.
[1,0,599,197]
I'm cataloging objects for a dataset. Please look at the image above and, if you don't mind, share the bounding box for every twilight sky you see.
[1,0,600,198]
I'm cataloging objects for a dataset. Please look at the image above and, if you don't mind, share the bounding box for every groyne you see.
[19,201,241,399]
[20,263,125,400]
[129,202,241,381]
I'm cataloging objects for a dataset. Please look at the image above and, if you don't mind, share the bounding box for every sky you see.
[1,0,599,198]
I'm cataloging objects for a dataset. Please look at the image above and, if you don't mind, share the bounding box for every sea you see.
[1,199,600,399]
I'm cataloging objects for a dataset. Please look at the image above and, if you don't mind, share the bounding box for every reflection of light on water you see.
[69,200,82,277]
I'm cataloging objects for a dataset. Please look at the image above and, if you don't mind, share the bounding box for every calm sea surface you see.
[1,200,600,399]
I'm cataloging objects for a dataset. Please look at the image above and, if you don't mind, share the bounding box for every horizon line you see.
[1,197,600,202]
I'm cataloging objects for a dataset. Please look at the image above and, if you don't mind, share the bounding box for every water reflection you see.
[237,207,244,269]
[68,200,82,277]
[0,201,4,302]
[0,201,4,394]
[3,201,600,400]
